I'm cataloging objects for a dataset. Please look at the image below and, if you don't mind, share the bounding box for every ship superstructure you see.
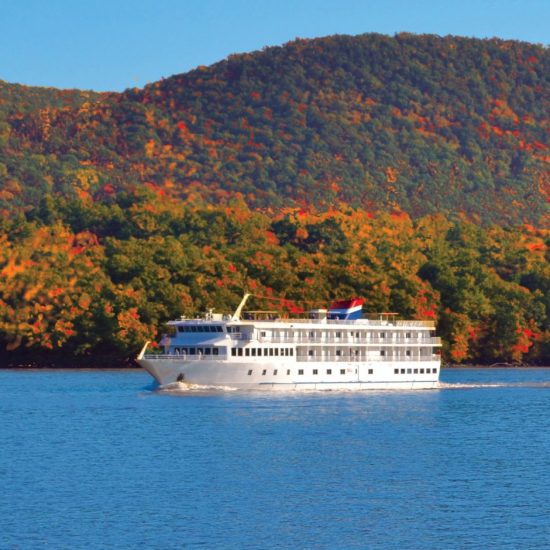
[137,294,441,389]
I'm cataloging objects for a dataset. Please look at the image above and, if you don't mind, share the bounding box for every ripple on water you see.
[0,367,549,549]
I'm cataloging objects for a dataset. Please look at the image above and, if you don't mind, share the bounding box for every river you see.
[1,367,549,549]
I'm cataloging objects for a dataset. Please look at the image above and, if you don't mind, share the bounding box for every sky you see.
[1,0,549,92]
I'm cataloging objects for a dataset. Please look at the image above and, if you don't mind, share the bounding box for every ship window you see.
[189,347,195,355]
[407,368,412,374]
[245,348,250,356]
[205,348,211,355]
[406,332,411,338]
[380,350,385,356]
[434,369,438,374]
[298,369,304,375]
[313,369,318,375]
[414,369,419,374]
[213,348,219,355]
[394,368,399,374]
[231,349,236,356]
[269,348,274,356]
[420,368,425,374]
[340,369,345,375]
[262,370,266,376]
[309,331,314,338]
[336,350,341,356]
[290,349,293,356]
[191,326,197,332]
[336,332,341,338]
[251,348,256,357]
[308,350,314,356]
[261,331,266,337]
[286,369,290,375]
[380,332,385,338]
[401,368,406,374]
[406,350,411,356]
[273,370,278,375]
[248,370,252,376]
[217,326,223,332]
[368,369,373,374]
[183,326,190,332]
[238,348,243,356]
[177,326,184,333]
[275,348,279,356]
[327,369,332,375]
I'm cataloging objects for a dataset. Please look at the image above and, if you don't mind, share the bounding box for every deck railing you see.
[228,335,441,345]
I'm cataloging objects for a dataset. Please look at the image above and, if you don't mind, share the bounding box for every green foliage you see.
[0,34,548,226]
[0,34,548,365]
[0,202,547,365]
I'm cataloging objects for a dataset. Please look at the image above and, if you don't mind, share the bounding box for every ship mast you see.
[231,293,251,321]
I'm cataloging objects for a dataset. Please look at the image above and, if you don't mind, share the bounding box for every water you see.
[1,368,549,549]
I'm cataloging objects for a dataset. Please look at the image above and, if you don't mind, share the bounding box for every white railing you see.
[143,353,224,361]
[295,354,441,363]
[234,336,441,345]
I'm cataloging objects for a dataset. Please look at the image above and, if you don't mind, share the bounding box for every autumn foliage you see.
[0,33,549,365]
[0,196,548,365]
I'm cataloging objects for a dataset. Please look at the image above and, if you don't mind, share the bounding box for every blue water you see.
[1,368,549,549]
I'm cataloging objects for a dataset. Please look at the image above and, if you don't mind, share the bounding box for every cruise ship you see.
[137,294,441,390]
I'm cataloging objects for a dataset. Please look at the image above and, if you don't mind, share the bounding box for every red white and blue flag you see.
[328,298,364,320]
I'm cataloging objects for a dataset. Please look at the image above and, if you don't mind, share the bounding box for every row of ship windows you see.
[172,347,220,355]
[248,368,372,376]
[247,367,439,376]
[232,347,294,357]
[231,348,429,357]
[305,349,423,356]
[177,325,224,333]
[395,368,438,374]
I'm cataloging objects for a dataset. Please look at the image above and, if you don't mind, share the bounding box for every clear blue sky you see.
[1,0,548,92]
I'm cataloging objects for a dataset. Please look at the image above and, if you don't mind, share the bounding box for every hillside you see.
[1,33,549,225]
[0,33,548,366]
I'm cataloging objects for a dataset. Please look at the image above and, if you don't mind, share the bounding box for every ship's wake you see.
[154,380,550,395]
[159,381,238,393]
[438,381,550,389]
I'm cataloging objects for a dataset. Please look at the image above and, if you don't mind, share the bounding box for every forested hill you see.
[1,33,549,225]
[0,34,549,367]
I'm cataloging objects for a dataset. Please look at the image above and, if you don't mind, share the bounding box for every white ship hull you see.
[138,294,442,391]
[138,356,440,390]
